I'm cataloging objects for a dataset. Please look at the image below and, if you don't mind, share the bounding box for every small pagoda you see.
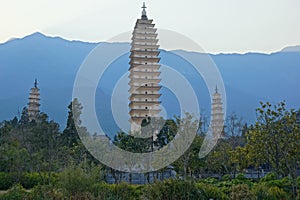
[28,79,40,121]
[211,86,224,138]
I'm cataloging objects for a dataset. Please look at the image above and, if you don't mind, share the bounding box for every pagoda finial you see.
[141,2,148,20]
[34,79,38,88]
[215,85,218,93]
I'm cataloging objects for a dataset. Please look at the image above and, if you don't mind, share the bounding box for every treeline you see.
[0,100,300,199]
[0,99,101,185]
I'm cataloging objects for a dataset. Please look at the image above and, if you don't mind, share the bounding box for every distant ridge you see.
[3,32,299,55]
[0,32,300,129]
[0,32,100,46]
[281,45,300,52]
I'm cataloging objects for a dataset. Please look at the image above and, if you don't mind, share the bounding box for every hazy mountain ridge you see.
[1,32,299,128]
[281,45,300,52]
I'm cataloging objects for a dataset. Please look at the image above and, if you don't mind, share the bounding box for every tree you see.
[172,113,199,179]
[114,131,150,153]
[155,119,177,149]
[61,99,100,166]
[225,112,244,138]
[204,139,233,176]
[245,101,300,198]
[61,99,82,148]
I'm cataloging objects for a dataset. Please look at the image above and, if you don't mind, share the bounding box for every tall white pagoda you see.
[129,3,162,132]
[28,79,40,121]
[211,86,224,138]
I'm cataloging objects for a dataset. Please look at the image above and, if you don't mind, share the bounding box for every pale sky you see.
[1,0,299,53]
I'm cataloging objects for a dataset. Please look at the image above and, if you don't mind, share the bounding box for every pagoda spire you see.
[215,85,218,93]
[34,79,38,88]
[141,2,148,20]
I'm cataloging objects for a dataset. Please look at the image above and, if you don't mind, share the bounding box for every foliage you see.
[230,184,256,200]
[245,101,300,197]
[0,184,28,200]
[28,184,64,200]
[91,182,141,200]
[1,100,300,199]
[246,102,300,176]
[253,183,288,200]
[142,179,204,200]
[0,176,299,199]
[61,99,82,148]
[21,172,57,189]
[0,172,14,190]
[197,182,229,200]
[0,172,58,190]
[58,161,103,196]
[260,176,293,195]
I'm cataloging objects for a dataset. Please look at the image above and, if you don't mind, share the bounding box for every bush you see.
[261,176,292,195]
[112,182,141,200]
[91,182,112,199]
[142,179,204,200]
[0,172,14,190]
[261,172,277,182]
[92,182,141,200]
[254,183,288,200]
[58,162,102,196]
[0,172,58,190]
[214,177,254,195]
[27,184,64,200]
[197,182,229,200]
[236,173,247,180]
[202,177,219,184]
[222,174,231,181]
[297,191,300,200]
[0,184,28,200]
[230,184,256,200]
[20,173,43,189]
[267,186,288,200]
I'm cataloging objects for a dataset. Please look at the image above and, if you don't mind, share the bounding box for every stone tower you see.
[28,79,40,121]
[211,86,224,138]
[129,3,161,132]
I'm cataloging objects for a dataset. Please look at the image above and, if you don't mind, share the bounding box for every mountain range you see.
[0,32,299,131]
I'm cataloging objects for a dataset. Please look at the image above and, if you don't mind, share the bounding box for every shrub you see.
[0,184,28,200]
[267,186,288,200]
[254,183,268,199]
[91,182,141,200]
[197,182,229,200]
[261,172,277,182]
[58,164,96,196]
[28,184,64,200]
[142,179,204,200]
[58,162,104,197]
[0,172,14,190]
[112,182,141,200]
[254,183,288,200]
[236,173,247,180]
[20,173,43,189]
[261,176,292,195]
[202,177,219,184]
[0,172,58,190]
[91,182,112,199]
[297,191,300,200]
[230,184,256,200]
[222,174,231,181]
